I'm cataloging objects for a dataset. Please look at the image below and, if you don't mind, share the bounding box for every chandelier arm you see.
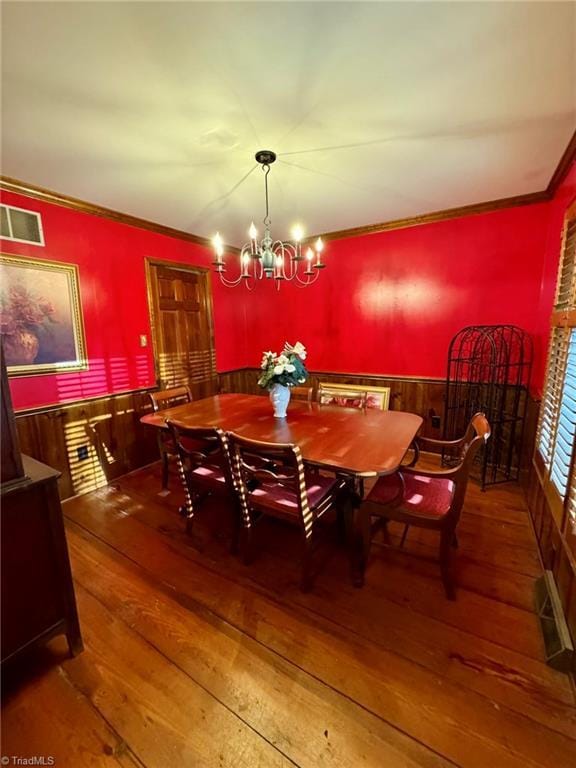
[293,268,320,287]
[217,271,248,288]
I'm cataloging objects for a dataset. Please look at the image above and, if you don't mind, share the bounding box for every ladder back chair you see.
[227,432,352,591]
[290,385,314,403]
[356,412,491,599]
[167,421,238,543]
[317,383,367,409]
[148,386,192,489]
[317,383,376,496]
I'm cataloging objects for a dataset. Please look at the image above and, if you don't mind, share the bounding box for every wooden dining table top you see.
[141,393,423,477]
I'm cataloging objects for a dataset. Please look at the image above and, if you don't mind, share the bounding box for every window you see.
[536,201,576,540]
[0,204,44,245]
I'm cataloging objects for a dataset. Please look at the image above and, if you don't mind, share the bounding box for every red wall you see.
[244,202,553,389]
[1,190,247,410]
[3,164,574,411]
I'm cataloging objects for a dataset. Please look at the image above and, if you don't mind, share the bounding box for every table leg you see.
[344,495,365,588]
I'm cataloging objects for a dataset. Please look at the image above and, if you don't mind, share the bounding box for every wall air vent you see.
[0,204,44,246]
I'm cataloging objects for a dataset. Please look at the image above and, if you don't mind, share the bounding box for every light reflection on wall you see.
[158,349,216,389]
[55,355,152,404]
[64,417,107,496]
[55,355,153,496]
[356,278,460,317]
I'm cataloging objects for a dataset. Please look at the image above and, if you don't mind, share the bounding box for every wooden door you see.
[146,261,217,398]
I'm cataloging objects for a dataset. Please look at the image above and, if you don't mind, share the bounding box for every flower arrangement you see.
[0,284,55,336]
[258,341,308,389]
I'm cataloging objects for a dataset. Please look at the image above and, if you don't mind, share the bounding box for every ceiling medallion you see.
[211,150,326,289]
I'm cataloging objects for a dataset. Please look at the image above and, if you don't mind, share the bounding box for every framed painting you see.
[0,254,87,377]
[364,385,391,411]
[318,382,391,410]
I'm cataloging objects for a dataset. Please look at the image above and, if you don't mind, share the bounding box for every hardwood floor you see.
[2,458,576,767]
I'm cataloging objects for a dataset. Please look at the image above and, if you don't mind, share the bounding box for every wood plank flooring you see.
[2,458,576,767]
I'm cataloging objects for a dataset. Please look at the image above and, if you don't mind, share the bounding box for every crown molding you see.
[312,190,550,243]
[547,128,576,196]
[311,129,576,243]
[0,175,240,254]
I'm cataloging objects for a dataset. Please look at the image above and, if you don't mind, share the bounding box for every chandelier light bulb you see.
[212,232,224,257]
[291,224,304,243]
[249,222,258,240]
[315,237,324,253]
[306,247,314,261]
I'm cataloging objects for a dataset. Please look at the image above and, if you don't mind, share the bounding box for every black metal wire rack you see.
[442,325,533,489]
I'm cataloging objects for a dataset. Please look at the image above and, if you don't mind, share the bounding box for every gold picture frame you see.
[0,254,88,377]
[318,382,390,410]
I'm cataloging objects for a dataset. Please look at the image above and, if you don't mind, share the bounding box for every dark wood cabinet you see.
[1,455,83,664]
[1,344,82,665]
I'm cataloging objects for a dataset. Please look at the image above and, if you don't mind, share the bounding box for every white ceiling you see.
[2,1,575,246]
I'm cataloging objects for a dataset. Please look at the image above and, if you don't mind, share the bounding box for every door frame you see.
[144,257,217,389]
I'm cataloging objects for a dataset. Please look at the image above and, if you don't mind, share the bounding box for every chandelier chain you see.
[262,164,271,228]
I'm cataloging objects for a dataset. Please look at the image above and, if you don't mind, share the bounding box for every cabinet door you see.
[1,483,65,662]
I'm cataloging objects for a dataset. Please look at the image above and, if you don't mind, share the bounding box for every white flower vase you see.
[269,383,291,418]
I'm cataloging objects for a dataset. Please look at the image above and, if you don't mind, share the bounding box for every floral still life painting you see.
[0,255,87,376]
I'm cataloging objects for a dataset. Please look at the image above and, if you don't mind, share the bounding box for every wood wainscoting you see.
[219,368,447,439]
[525,458,576,647]
[521,393,576,651]
[13,369,542,508]
[15,389,158,501]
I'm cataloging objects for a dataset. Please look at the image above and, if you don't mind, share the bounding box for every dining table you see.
[141,393,423,586]
[141,393,423,477]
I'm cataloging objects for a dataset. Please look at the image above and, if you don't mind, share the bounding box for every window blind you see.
[555,217,576,310]
[550,330,576,496]
[536,201,576,536]
[538,326,570,470]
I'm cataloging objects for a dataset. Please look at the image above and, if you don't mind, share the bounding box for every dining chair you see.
[227,432,352,591]
[291,385,314,403]
[356,412,491,599]
[317,383,367,409]
[317,383,370,497]
[167,420,238,543]
[148,386,192,489]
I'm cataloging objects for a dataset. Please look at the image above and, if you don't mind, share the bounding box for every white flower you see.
[277,354,289,365]
[273,364,284,375]
[260,350,275,369]
[285,363,295,373]
[292,341,307,360]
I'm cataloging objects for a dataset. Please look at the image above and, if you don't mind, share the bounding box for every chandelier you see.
[211,150,326,289]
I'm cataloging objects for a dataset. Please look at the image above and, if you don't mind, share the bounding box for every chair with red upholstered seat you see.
[149,386,193,489]
[356,412,491,599]
[167,420,238,542]
[227,432,353,591]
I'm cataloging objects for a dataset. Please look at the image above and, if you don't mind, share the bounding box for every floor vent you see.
[535,570,574,673]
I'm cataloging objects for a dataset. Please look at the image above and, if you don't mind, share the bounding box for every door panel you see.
[147,262,217,398]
